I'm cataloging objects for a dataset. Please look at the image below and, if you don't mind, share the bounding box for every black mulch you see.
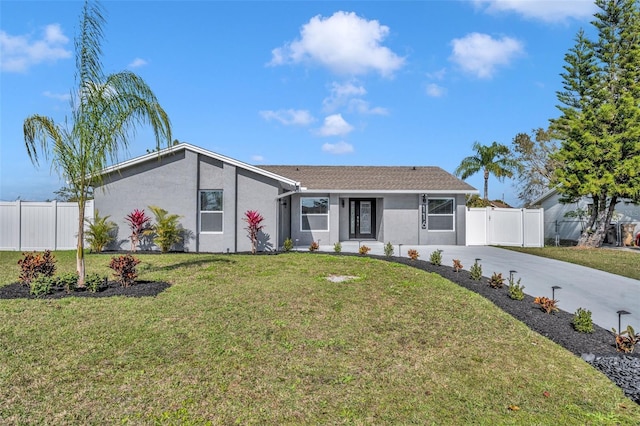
[0,280,170,300]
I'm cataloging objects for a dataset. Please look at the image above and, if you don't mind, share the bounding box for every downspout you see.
[196,154,200,252]
[234,169,238,253]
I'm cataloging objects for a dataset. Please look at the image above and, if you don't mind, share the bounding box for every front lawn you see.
[503,246,640,280]
[0,251,638,424]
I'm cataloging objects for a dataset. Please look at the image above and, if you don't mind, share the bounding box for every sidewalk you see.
[312,242,640,332]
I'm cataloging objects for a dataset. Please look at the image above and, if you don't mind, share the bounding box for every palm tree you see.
[454,141,520,201]
[23,0,171,285]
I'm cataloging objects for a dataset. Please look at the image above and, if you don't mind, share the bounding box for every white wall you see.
[0,200,93,251]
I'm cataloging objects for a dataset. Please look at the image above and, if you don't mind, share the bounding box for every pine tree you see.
[551,0,640,247]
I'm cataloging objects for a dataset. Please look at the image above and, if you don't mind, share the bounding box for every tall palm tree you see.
[454,141,520,201]
[23,0,171,285]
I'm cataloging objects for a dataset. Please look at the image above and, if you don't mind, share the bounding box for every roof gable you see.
[96,143,300,188]
[258,165,476,193]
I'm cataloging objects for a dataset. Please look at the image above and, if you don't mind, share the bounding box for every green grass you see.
[502,246,640,280]
[1,251,639,424]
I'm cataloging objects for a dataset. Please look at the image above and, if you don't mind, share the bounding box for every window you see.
[428,198,454,231]
[200,190,223,233]
[301,197,329,231]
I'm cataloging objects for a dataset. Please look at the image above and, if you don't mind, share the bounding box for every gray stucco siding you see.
[94,150,197,251]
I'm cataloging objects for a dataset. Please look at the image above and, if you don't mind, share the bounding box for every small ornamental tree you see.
[244,210,265,254]
[125,209,151,251]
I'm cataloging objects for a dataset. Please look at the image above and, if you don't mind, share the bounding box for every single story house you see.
[532,189,640,245]
[93,143,478,252]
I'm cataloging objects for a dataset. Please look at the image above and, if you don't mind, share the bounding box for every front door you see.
[349,199,376,239]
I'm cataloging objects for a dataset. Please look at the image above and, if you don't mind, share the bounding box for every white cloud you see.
[128,58,148,68]
[259,109,315,126]
[322,81,387,115]
[269,11,405,77]
[426,83,446,98]
[473,0,596,23]
[449,32,524,79]
[251,155,265,162]
[43,90,70,101]
[0,24,71,73]
[317,114,354,137]
[322,141,354,154]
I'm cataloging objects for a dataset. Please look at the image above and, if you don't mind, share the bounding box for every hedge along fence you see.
[0,200,94,251]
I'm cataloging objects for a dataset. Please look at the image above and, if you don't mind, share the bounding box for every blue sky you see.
[1,0,598,205]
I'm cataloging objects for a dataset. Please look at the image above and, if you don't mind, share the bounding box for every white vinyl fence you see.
[0,200,94,251]
[466,207,544,247]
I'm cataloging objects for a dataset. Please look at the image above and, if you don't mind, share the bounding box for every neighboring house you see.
[532,189,640,245]
[93,143,477,253]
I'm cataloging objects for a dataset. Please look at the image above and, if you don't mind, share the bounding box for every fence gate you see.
[466,207,544,247]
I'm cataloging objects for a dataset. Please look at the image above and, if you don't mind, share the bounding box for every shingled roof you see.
[258,165,476,192]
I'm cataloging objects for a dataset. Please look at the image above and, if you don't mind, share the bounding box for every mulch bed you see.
[0,280,170,299]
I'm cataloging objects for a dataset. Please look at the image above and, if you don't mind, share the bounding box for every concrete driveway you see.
[319,242,640,332]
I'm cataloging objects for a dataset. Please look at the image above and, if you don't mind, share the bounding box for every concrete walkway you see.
[312,242,640,332]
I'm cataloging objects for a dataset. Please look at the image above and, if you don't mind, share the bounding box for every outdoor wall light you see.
[341,199,345,207]
[422,194,427,204]
[617,310,631,332]
[551,285,562,300]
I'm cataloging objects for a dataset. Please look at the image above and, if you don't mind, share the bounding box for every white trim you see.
[199,190,224,234]
[298,189,477,195]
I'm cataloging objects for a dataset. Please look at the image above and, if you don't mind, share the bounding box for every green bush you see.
[508,278,525,300]
[283,238,294,252]
[145,205,183,253]
[384,242,394,257]
[333,242,342,253]
[429,249,442,265]
[86,273,106,293]
[30,276,55,297]
[85,210,116,253]
[572,308,594,333]
[57,272,79,293]
[469,261,482,281]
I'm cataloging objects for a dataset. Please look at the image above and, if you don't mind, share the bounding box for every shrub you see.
[243,210,265,254]
[309,241,319,252]
[452,259,463,272]
[534,296,559,314]
[57,272,79,293]
[572,308,594,333]
[18,250,56,286]
[85,210,116,253]
[488,272,505,289]
[30,276,55,297]
[359,245,371,255]
[508,278,525,300]
[407,249,419,260]
[469,260,482,281]
[125,209,151,251]
[145,206,183,253]
[283,238,294,252]
[333,242,342,253]
[429,249,441,265]
[384,242,394,257]
[612,326,639,353]
[86,273,106,293]
[109,254,141,287]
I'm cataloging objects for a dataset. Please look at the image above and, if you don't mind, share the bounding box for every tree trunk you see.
[577,195,617,248]
[76,199,86,287]
[483,169,489,200]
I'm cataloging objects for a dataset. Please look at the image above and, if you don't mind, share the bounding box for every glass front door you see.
[349,199,376,239]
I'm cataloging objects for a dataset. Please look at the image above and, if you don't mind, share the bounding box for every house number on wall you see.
[421,196,427,229]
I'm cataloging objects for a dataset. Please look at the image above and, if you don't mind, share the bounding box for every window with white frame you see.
[428,198,454,231]
[301,197,329,231]
[200,190,223,233]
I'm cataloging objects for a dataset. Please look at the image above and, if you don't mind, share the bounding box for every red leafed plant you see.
[125,209,151,251]
[244,210,265,254]
[109,254,141,287]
